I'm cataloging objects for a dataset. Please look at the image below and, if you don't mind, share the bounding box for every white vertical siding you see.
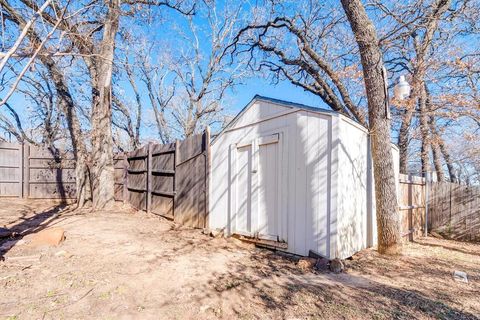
[336,116,369,259]
[329,116,340,259]
[306,112,331,258]
[292,112,307,255]
[289,111,332,257]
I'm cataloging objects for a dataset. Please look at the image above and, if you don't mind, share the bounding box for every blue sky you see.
[228,77,326,115]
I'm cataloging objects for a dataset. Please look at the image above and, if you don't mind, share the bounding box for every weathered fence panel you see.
[127,145,148,210]
[26,145,76,199]
[398,174,426,240]
[114,154,126,201]
[124,129,210,228]
[0,142,23,197]
[429,182,480,241]
[174,130,209,228]
[150,142,176,218]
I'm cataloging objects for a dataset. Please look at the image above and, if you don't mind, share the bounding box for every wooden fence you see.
[0,142,76,199]
[0,130,211,229]
[126,130,210,228]
[398,173,426,241]
[0,142,23,197]
[428,182,480,242]
[397,174,480,242]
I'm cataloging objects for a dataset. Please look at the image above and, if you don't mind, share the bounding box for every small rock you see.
[297,257,317,270]
[329,258,345,273]
[453,270,468,283]
[29,227,65,247]
[202,228,210,235]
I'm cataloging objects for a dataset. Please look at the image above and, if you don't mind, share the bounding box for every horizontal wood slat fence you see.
[125,129,210,228]
[0,142,76,199]
[0,130,210,229]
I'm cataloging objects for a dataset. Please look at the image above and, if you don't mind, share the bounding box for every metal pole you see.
[424,172,430,237]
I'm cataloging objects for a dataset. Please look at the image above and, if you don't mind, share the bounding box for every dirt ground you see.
[0,200,479,320]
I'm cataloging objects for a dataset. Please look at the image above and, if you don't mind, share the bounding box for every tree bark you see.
[439,140,457,183]
[398,108,413,174]
[341,0,401,254]
[426,88,444,182]
[418,84,430,175]
[90,0,120,209]
[429,123,445,181]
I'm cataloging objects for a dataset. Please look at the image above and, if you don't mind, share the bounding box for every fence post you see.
[146,143,153,213]
[23,142,30,199]
[424,172,430,237]
[204,127,211,228]
[173,139,179,218]
[123,153,128,204]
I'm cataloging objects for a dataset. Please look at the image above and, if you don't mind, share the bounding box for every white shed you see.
[209,95,399,259]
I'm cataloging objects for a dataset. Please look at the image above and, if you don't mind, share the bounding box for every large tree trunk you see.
[398,108,414,174]
[341,0,401,254]
[430,137,445,182]
[429,119,445,182]
[90,0,120,209]
[1,0,90,206]
[418,84,430,175]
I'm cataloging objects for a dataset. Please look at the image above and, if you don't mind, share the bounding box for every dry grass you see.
[0,199,479,319]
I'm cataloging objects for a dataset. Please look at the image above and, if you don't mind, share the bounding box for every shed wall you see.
[336,117,369,258]
[209,101,335,257]
[291,111,332,257]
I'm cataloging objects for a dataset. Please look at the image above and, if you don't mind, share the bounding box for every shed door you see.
[256,135,280,240]
[233,134,281,241]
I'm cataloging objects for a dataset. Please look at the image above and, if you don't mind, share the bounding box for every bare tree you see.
[0,0,72,106]
[114,0,244,143]
[1,0,91,205]
[374,0,478,180]
[168,1,246,137]
[232,4,367,126]
[5,0,194,209]
[341,0,401,254]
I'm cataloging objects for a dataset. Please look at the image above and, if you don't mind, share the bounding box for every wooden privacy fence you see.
[125,129,211,229]
[0,130,211,229]
[398,173,426,241]
[397,174,480,242]
[428,182,480,242]
[0,142,23,197]
[0,142,76,199]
